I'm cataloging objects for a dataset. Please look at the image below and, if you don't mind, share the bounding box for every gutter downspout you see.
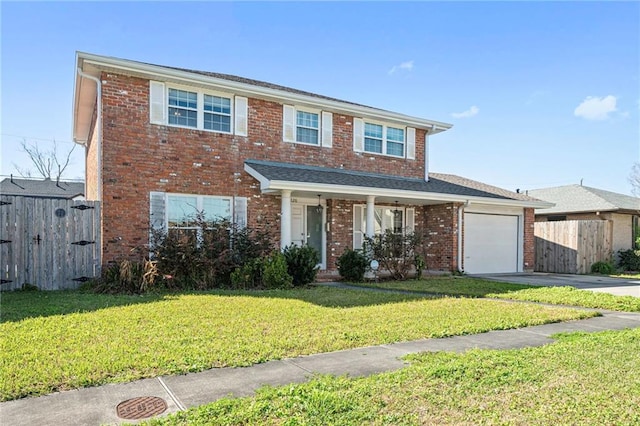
[457,200,470,273]
[75,68,102,202]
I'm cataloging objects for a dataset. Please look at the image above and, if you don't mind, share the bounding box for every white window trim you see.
[166,83,234,135]
[295,109,321,146]
[353,204,415,249]
[361,120,406,158]
[282,105,333,148]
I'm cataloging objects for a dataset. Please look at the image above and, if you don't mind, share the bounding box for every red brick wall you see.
[94,72,430,265]
[523,208,535,272]
[422,203,459,272]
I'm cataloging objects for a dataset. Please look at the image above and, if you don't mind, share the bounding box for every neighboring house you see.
[0,177,85,200]
[72,52,550,275]
[529,185,640,257]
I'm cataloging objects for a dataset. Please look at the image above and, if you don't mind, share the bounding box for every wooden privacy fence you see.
[534,220,612,274]
[1,195,101,290]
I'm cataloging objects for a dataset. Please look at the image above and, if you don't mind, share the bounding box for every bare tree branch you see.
[13,139,76,180]
[631,162,640,197]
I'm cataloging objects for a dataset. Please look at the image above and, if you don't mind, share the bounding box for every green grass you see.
[145,328,640,426]
[0,287,592,401]
[613,272,640,279]
[350,277,640,312]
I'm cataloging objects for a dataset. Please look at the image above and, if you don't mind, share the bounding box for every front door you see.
[290,202,325,268]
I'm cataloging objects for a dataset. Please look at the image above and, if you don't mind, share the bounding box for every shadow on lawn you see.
[0,290,169,323]
[1,285,446,323]
[1,277,544,323]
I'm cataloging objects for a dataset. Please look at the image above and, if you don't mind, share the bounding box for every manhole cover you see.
[116,396,167,420]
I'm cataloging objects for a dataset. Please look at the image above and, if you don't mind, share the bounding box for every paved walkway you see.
[472,273,640,297]
[2,290,640,426]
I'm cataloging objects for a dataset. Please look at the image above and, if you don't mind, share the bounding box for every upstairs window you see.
[296,111,319,144]
[364,123,404,157]
[168,89,198,128]
[364,123,383,153]
[386,127,405,157]
[283,105,332,148]
[150,81,248,136]
[354,118,411,158]
[204,94,232,132]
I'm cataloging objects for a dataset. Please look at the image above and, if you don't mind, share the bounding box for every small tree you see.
[364,230,423,280]
[13,139,76,180]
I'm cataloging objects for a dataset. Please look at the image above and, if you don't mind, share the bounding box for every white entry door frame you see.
[290,197,326,270]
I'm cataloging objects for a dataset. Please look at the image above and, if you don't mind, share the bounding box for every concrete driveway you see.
[471,273,640,297]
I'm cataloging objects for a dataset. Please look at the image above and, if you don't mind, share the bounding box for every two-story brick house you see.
[73,52,549,275]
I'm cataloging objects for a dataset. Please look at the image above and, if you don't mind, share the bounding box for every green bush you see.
[230,259,263,290]
[336,249,369,282]
[283,244,320,286]
[617,249,640,272]
[151,216,276,290]
[263,251,293,289]
[231,252,293,290]
[591,261,614,275]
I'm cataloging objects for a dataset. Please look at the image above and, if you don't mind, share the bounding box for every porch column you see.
[280,189,292,250]
[366,195,375,238]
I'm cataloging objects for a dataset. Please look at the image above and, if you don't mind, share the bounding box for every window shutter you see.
[406,208,415,233]
[149,191,166,250]
[353,205,364,249]
[234,196,248,229]
[234,96,248,137]
[406,127,416,160]
[321,111,333,148]
[283,105,295,142]
[149,81,166,125]
[353,118,364,152]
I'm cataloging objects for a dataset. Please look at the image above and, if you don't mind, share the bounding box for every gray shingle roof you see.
[529,185,640,214]
[157,65,385,112]
[0,178,84,199]
[245,160,539,203]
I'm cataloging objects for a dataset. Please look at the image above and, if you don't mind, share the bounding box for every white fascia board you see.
[77,52,453,133]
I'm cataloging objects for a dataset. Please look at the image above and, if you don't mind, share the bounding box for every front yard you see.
[1,282,594,401]
[146,328,640,425]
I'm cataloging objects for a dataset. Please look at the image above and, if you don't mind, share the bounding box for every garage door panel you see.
[464,213,519,274]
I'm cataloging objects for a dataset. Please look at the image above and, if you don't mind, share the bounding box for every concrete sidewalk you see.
[473,272,640,297]
[2,309,639,426]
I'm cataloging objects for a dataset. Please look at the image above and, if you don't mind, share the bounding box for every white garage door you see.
[464,213,519,274]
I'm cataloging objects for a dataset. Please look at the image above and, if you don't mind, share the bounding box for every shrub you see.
[93,259,160,294]
[263,251,293,289]
[151,215,276,290]
[590,261,614,275]
[283,244,320,286]
[230,259,263,290]
[230,251,293,290]
[364,230,423,280]
[336,249,369,282]
[617,249,640,272]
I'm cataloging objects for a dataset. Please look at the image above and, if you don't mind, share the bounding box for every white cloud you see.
[574,95,617,120]
[388,60,414,75]
[451,105,479,118]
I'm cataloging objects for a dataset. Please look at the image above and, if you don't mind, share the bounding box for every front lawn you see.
[146,328,640,425]
[0,287,592,401]
[351,277,640,311]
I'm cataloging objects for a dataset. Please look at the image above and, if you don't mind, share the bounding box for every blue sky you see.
[1,1,638,194]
